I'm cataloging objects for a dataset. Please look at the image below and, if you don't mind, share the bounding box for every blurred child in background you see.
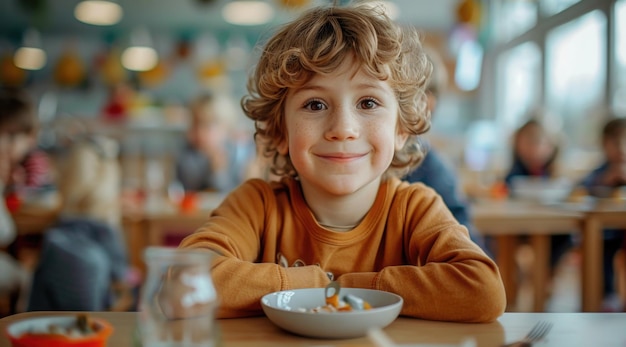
[0,88,49,314]
[0,88,54,206]
[505,118,559,187]
[0,129,23,316]
[580,117,626,197]
[175,92,251,193]
[28,134,135,312]
[579,116,626,311]
[504,117,573,300]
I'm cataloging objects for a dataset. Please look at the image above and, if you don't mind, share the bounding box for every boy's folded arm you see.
[376,257,505,323]
[209,257,330,318]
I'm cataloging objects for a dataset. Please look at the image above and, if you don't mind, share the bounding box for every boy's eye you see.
[359,98,379,110]
[304,100,327,111]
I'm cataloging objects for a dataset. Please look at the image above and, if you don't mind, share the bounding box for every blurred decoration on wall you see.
[0,53,27,86]
[456,0,481,27]
[194,32,226,84]
[74,0,123,26]
[174,36,193,61]
[102,82,134,121]
[276,0,311,10]
[224,34,251,72]
[97,47,127,86]
[138,59,169,88]
[198,59,226,85]
[54,45,86,88]
[448,0,485,92]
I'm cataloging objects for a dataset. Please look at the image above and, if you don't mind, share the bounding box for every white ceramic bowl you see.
[261,287,403,339]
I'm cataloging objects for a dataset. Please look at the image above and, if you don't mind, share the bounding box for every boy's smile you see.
[281,54,407,215]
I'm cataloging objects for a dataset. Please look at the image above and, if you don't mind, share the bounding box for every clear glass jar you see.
[137,247,218,347]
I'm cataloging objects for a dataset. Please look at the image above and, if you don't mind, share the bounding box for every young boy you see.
[179,4,506,323]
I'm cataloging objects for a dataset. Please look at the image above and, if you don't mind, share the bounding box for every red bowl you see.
[5,315,113,347]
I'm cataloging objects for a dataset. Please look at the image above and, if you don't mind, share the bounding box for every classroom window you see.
[496,42,541,133]
[615,0,626,114]
[540,0,581,16]
[545,10,606,148]
[492,0,538,42]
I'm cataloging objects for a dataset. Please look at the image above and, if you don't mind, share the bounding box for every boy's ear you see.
[277,138,289,155]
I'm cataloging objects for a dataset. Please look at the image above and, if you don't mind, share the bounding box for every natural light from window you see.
[492,0,537,42]
[497,42,541,133]
[540,0,581,16]
[545,10,606,148]
[615,0,626,114]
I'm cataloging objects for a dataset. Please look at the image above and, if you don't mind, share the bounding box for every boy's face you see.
[280,55,407,198]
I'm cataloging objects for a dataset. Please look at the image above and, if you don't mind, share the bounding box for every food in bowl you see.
[6,314,113,347]
[261,287,403,339]
[301,282,373,313]
[304,293,373,313]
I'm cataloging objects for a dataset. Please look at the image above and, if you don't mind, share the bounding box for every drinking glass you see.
[138,247,219,347]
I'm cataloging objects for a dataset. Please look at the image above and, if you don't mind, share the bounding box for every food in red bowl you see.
[5,314,113,347]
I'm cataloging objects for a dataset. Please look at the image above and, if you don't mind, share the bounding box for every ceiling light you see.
[13,28,46,70]
[74,0,123,26]
[14,47,46,70]
[121,47,158,71]
[121,28,158,71]
[222,1,274,26]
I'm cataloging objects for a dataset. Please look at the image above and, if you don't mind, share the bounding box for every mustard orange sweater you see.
[179,177,506,322]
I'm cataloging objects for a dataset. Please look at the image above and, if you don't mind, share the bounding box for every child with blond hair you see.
[179,3,505,322]
[175,92,248,193]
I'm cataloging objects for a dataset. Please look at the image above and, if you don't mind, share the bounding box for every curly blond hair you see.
[242,3,432,179]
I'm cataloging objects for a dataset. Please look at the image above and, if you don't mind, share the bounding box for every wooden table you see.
[123,209,211,275]
[1,311,625,346]
[577,199,626,312]
[472,200,584,312]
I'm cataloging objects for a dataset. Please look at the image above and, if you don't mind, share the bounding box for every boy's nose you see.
[324,106,359,141]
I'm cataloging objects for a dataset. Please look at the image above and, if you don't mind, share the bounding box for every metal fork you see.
[501,321,553,347]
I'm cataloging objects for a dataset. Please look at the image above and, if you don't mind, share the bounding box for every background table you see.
[472,200,584,312]
[1,311,626,347]
[577,200,626,312]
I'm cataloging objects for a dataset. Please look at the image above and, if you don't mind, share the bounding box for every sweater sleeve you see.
[338,186,506,323]
[178,179,330,318]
